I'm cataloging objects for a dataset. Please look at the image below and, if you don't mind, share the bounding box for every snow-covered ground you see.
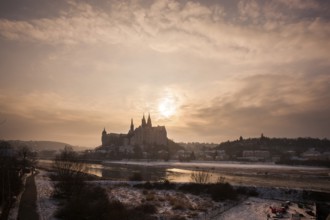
[35,169,59,220]
[216,197,316,220]
[9,170,58,220]
[94,181,225,219]
[32,170,227,220]
[31,169,319,220]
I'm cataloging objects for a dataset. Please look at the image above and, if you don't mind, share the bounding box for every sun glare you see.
[158,97,176,118]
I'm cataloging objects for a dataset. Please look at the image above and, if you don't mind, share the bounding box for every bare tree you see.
[190,170,212,184]
[17,145,38,169]
[53,146,87,197]
[53,146,86,180]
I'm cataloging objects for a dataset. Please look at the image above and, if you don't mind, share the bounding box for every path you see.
[17,173,39,220]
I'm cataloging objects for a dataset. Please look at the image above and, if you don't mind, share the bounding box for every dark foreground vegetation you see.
[50,146,330,220]
[134,181,239,202]
[51,146,158,220]
[0,140,37,220]
[55,184,157,220]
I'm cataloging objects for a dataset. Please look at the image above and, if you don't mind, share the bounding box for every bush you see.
[209,183,237,201]
[170,215,187,220]
[134,181,175,190]
[53,175,86,198]
[178,183,238,201]
[129,172,143,181]
[134,203,157,214]
[190,171,211,184]
[178,183,207,195]
[236,186,258,197]
[56,185,113,220]
[56,184,158,220]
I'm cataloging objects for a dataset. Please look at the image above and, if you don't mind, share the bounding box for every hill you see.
[216,136,330,158]
[168,139,185,154]
[5,140,81,152]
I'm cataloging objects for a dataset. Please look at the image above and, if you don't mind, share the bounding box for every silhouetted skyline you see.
[0,0,329,147]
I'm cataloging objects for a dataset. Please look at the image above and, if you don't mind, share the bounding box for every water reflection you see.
[100,163,168,181]
[99,163,229,183]
[84,164,103,177]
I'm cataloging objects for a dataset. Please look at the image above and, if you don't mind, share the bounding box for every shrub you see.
[129,172,143,181]
[56,185,158,220]
[178,183,207,195]
[168,196,185,210]
[170,215,187,220]
[190,171,211,184]
[209,183,237,201]
[178,183,238,201]
[56,185,113,220]
[216,176,226,183]
[145,192,156,201]
[134,203,157,214]
[134,181,175,190]
[236,186,258,197]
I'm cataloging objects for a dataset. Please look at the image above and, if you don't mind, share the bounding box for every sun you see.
[158,97,176,118]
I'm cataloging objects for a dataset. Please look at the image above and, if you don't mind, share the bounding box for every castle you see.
[101,114,168,147]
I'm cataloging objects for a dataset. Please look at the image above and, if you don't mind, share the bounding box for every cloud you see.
[238,0,260,21]
[0,91,107,123]
[182,72,330,139]
[0,1,123,45]
[277,0,320,10]
[0,0,330,144]
[0,90,132,146]
[0,0,328,65]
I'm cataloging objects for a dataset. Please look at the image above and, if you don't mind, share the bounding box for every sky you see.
[0,0,330,147]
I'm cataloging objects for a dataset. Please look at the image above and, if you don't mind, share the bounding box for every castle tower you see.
[142,114,147,127]
[102,128,107,146]
[130,118,134,132]
[147,113,152,127]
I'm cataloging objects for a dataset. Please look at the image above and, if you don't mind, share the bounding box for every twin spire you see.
[105,113,153,135]
[141,113,152,128]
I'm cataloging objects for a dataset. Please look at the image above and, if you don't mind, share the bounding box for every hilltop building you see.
[101,114,168,148]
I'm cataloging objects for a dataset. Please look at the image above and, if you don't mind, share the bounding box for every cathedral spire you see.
[147,113,152,127]
[142,114,147,127]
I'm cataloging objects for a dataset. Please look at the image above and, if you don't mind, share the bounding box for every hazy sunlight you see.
[158,96,176,118]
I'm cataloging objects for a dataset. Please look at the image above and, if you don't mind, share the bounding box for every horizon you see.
[2,134,329,149]
[0,0,330,147]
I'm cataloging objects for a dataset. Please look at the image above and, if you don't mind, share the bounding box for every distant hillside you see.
[6,140,79,152]
[168,139,185,153]
[216,136,330,157]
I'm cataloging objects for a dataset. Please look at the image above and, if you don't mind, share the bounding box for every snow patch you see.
[35,169,59,220]
[100,183,224,219]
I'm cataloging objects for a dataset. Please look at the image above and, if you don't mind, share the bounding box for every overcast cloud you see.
[0,0,329,146]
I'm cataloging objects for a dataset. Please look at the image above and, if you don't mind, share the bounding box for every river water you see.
[39,160,330,192]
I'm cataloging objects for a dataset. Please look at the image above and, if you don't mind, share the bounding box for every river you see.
[38,160,330,192]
